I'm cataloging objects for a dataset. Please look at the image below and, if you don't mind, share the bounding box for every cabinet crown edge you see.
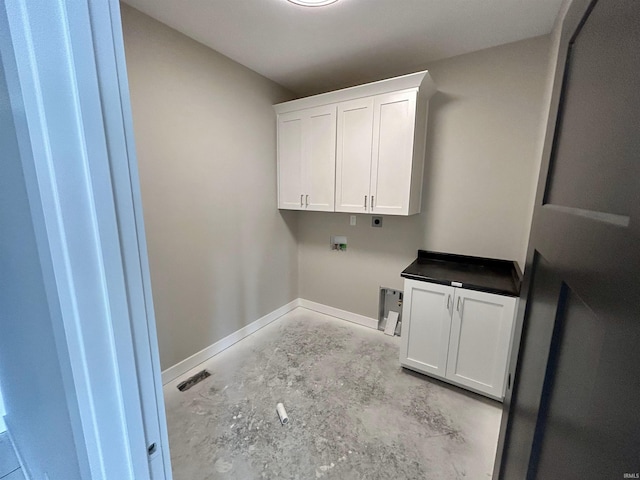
[274,70,436,115]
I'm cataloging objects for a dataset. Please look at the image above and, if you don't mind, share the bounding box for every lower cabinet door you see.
[445,289,517,399]
[400,279,454,378]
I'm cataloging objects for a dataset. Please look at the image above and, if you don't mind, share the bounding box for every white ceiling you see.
[122,0,564,96]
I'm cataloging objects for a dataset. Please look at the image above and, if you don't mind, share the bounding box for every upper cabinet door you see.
[370,91,417,215]
[305,105,336,212]
[446,289,517,398]
[335,97,374,213]
[277,106,336,211]
[277,112,304,210]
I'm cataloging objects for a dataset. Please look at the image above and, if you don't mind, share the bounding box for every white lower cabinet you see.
[400,278,517,400]
[401,281,453,377]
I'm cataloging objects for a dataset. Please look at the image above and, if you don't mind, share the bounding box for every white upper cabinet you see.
[335,97,374,212]
[277,112,304,210]
[277,104,336,211]
[370,91,418,215]
[275,71,436,215]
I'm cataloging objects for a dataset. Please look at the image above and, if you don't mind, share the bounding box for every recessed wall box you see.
[378,287,403,335]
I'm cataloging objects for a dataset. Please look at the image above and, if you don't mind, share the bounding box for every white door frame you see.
[1,0,171,478]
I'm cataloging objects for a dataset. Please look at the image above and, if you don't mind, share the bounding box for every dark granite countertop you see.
[401,250,522,297]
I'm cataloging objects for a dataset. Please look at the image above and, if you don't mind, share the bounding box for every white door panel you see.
[371,91,416,215]
[277,113,304,210]
[400,280,454,377]
[335,98,374,213]
[446,290,517,398]
[305,106,336,211]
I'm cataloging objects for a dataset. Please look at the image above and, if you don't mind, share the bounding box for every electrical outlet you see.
[349,215,356,226]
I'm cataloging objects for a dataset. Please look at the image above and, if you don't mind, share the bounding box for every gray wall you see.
[121,5,298,370]
[0,29,86,478]
[122,5,553,366]
[298,36,552,319]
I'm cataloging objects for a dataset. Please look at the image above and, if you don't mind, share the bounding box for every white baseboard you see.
[161,298,379,385]
[298,299,378,330]
[161,299,300,385]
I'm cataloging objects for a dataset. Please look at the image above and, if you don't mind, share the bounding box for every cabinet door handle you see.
[364,195,367,209]
[371,196,375,208]
[446,294,451,312]
[305,195,309,207]
[456,296,461,313]
[300,194,303,207]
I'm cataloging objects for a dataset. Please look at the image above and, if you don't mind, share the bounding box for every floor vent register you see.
[177,369,211,392]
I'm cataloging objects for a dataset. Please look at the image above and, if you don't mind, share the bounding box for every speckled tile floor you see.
[164,308,502,480]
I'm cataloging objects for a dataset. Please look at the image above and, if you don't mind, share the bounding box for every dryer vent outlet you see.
[378,287,403,335]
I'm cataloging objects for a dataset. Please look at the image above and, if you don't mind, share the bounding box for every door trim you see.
[1,0,171,477]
